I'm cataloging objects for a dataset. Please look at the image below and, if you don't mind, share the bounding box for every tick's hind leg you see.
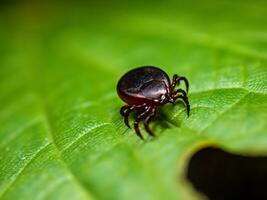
[134,108,151,140]
[144,107,156,136]
[120,105,129,116]
[174,95,190,116]
[120,104,146,128]
[120,105,131,127]
[123,106,137,128]
[171,75,189,93]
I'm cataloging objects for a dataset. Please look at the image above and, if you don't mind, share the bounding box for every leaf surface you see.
[0,1,267,200]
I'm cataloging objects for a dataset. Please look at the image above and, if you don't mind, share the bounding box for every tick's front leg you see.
[171,75,189,93]
[174,95,190,116]
[173,88,188,98]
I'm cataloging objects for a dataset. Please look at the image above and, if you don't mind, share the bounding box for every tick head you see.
[168,97,175,105]
[158,94,167,104]
[160,94,175,105]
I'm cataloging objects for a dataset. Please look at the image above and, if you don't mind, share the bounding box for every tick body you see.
[117,66,190,139]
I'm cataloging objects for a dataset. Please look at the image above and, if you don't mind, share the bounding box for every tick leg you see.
[174,95,190,116]
[120,105,129,116]
[120,105,132,127]
[171,75,189,93]
[122,104,147,128]
[173,88,187,98]
[123,108,132,128]
[134,109,150,140]
[144,107,156,137]
[171,74,178,91]
[177,76,189,93]
[123,106,137,128]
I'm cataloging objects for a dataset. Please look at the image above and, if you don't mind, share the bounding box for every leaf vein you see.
[0,142,51,198]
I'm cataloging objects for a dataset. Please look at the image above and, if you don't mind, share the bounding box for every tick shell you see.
[117,66,171,105]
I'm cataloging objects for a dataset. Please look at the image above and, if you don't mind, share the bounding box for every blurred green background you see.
[0,1,267,200]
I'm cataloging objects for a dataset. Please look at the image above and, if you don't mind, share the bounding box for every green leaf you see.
[0,1,267,200]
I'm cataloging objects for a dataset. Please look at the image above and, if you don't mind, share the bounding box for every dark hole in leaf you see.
[186,147,267,200]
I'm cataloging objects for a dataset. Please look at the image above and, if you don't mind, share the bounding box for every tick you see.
[117,66,190,139]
